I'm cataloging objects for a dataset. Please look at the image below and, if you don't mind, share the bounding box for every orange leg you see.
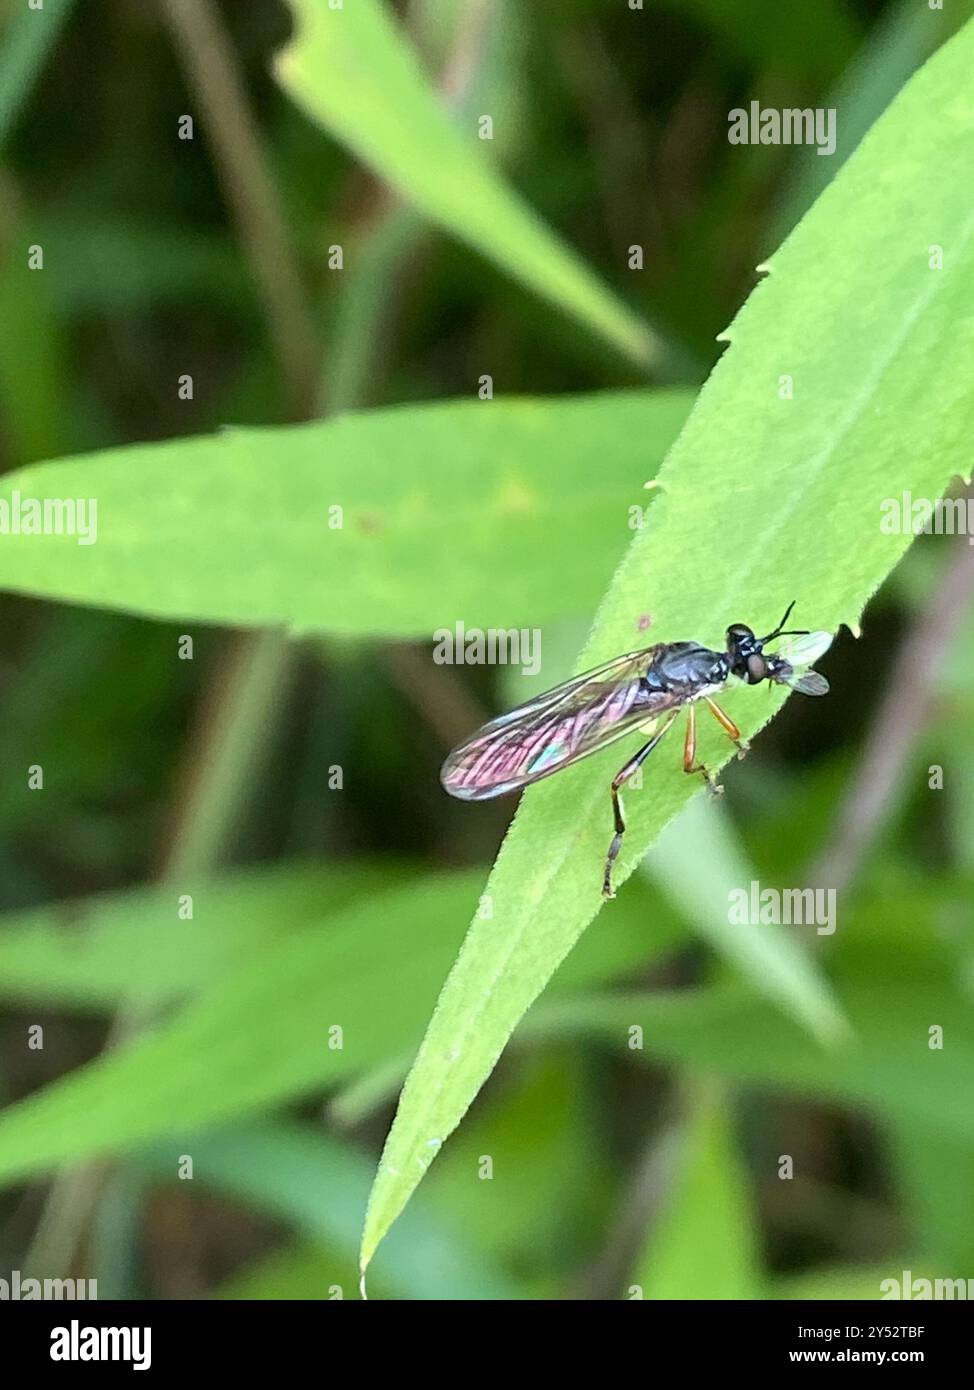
[704,697,750,759]
[683,704,723,795]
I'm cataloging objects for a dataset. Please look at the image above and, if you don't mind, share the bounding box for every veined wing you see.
[770,630,833,695]
[441,645,681,800]
[773,631,833,667]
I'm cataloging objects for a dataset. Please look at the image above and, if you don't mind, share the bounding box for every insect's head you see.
[725,600,807,685]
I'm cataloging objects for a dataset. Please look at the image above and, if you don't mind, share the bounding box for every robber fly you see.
[441,602,831,899]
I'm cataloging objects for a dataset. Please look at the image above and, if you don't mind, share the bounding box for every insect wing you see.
[785,669,830,696]
[440,646,677,799]
[769,629,832,695]
[772,630,833,667]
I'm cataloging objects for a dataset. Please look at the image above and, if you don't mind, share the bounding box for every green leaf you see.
[644,796,846,1044]
[275,0,659,367]
[135,1121,525,1301]
[360,21,974,1271]
[0,390,690,634]
[677,0,860,80]
[772,0,974,243]
[423,1050,600,1271]
[775,1263,919,1300]
[0,855,682,1014]
[0,868,676,1184]
[0,861,411,1010]
[889,1122,974,1272]
[38,216,253,317]
[529,981,974,1145]
[0,0,76,148]
[627,1080,764,1300]
[215,1242,350,1301]
[0,875,478,1185]
[0,222,73,462]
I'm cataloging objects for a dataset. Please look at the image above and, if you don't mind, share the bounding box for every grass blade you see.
[275,0,660,366]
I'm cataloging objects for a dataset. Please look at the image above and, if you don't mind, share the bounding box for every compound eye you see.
[726,624,752,644]
[747,653,768,683]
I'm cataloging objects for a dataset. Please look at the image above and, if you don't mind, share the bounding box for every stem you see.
[811,497,974,894]
[159,0,320,419]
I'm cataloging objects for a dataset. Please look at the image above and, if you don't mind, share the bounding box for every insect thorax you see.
[648,642,729,696]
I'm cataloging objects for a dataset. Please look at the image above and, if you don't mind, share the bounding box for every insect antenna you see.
[758,599,809,647]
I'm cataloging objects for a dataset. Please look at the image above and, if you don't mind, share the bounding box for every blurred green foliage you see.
[0,0,972,1302]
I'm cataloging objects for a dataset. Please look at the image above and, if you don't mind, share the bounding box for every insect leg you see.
[704,697,750,759]
[603,713,677,899]
[682,703,724,795]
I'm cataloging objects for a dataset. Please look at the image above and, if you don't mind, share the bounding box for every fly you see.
[440,601,832,899]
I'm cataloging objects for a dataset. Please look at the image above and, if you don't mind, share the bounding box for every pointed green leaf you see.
[276,0,659,366]
[0,391,690,634]
[628,1081,764,1300]
[361,21,974,1271]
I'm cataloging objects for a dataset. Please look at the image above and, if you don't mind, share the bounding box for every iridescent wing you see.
[441,645,683,800]
[768,630,833,696]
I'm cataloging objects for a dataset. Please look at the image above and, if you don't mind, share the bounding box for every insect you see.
[440,602,832,899]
